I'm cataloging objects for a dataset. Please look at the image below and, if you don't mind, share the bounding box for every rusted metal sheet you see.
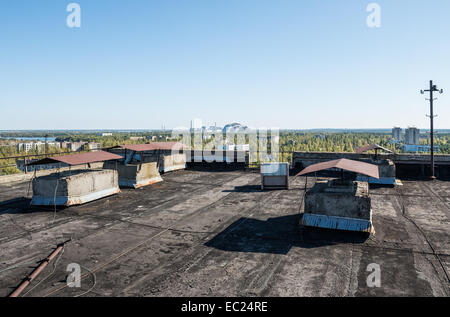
[296,158,380,179]
[9,239,71,297]
[149,142,187,150]
[26,150,123,166]
[117,142,187,152]
[355,144,392,154]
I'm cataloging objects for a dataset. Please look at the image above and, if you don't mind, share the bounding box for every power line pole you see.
[421,80,443,179]
[44,134,48,157]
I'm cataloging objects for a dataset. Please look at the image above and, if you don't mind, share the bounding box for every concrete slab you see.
[31,169,120,206]
[104,162,163,189]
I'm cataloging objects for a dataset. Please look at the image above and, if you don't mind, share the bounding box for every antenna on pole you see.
[420,80,443,179]
[44,133,48,157]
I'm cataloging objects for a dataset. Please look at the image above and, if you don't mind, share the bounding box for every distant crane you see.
[420,80,443,179]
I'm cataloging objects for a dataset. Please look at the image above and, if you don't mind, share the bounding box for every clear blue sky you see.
[1,0,449,130]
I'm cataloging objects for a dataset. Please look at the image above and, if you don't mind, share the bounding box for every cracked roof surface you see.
[0,169,449,297]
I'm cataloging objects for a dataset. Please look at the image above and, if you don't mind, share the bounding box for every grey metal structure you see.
[421,80,444,179]
[260,163,289,190]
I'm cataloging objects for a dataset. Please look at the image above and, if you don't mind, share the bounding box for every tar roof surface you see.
[0,169,449,297]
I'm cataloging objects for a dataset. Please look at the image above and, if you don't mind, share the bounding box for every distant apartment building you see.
[404,127,420,145]
[17,142,34,152]
[130,136,144,141]
[99,132,113,137]
[87,142,101,151]
[60,141,99,151]
[16,140,100,153]
[70,142,87,151]
[392,127,402,142]
[60,141,86,152]
[17,141,60,153]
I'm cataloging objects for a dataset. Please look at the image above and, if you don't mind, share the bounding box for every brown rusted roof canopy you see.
[355,144,393,154]
[26,151,123,166]
[116,142,187,152]
[296,158,379,179]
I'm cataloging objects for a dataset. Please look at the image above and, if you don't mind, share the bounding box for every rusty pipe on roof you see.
[8,239,71,297]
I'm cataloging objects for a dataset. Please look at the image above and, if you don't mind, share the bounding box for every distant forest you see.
[0,131,449,175]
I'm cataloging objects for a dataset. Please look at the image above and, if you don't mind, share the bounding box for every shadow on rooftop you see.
[0,197,31,214]
[222,185,262,193]
[369,184,395,190]
[0,198,73,215]
[205,214,369,255]
[223,184,294,193]
[186,162,247,172]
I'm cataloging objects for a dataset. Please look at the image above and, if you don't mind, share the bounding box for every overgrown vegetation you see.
[0,131,173,175]
[1,131,449,175]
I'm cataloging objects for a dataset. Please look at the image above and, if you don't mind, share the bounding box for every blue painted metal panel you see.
[357,175,396,185]
[301,213,374,233]
[31,196,69,206]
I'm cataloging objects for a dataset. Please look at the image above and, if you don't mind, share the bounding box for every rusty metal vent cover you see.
[296,158,379,179]
[26,150,123,166]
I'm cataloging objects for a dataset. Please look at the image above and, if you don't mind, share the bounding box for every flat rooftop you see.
[0,169,449,297]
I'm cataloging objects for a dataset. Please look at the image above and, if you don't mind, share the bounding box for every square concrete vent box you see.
[104,161,162,189]
[297,158,379,234]
[27,151,122,206]
[109,142,187,174]
[260,163,289,190]
[354,144,399,185]
[160,153,187,173]
[356,158,397,185]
